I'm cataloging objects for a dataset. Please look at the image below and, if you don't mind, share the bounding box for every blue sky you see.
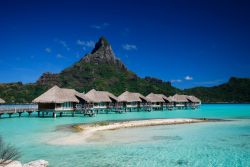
[0,0,250,89]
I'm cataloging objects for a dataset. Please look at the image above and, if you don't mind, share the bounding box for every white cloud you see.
[90,22,109,30]
[54,39,70,51]
[184,75,193,81]
[77,40,95,49]
[122,44,137,51]
[171,79,182,83]
[59,40,70,51]
[45,48,51,53]
[194,79,224,85]
[56,54,63,58]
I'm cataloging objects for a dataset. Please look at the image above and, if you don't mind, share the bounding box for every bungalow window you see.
[62,102,72,109]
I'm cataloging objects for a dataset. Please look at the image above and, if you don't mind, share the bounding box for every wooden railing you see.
[0,107,38,114]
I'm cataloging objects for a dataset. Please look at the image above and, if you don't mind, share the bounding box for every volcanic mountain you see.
[36,36,178,96]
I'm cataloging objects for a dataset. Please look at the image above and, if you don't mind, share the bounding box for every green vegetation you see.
[0,83,47,103]
[184,77,250,103]
[0,60,179,103]
[0,65,249,103]
[0,136,20,166]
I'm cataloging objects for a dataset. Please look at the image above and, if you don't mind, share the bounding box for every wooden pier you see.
[0,107,38,118]
[0,104,200,119]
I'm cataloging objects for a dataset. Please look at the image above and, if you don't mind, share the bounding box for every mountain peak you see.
[91,36,110,54]
[81,36,127,70]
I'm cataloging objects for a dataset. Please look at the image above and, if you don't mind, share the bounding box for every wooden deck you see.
[0,107,38,118]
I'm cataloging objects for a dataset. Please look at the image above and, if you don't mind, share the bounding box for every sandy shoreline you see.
[76,118,208,131]
[46,118,213,145]
[77,118,208,141]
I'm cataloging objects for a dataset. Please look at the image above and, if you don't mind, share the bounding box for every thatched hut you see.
[171,94,189,107]
[146,93,166,109]
[84,89,118,109]
[0,98,5,104]
[186,95,201,107]
[33,85,87,111]
[165,96,174,109]
[118,91,149,109]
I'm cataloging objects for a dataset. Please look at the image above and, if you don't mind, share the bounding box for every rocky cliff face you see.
[37,72,59,86]
[81,36,127,70]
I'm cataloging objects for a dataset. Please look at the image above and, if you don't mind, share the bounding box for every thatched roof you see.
[166,96,174,102]
[75,92,92,103]
[171,94,189,103]
[146,93,166,103]
[85,89,118,103]
[0,98,5,104]
[187,95,201,103]
[118,91,148,102]
[32,85,80,103]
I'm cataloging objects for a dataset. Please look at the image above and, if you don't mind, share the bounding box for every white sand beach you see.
[46,118,208,145]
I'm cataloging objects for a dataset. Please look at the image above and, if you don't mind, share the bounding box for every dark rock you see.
[81,37,127,70]
[36,72,59,86]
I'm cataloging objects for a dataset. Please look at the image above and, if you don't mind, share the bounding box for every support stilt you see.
[28,112,32,117]
[18,112,22,117]
[53,112,56,118]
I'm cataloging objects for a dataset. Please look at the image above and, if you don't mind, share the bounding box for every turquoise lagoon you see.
[0,104,250,167]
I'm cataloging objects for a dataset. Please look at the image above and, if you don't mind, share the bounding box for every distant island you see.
[0,37,250,103]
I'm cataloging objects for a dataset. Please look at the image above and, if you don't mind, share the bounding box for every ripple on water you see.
[240,134,250,137]
[151,135,182,141]
[171,159,189,166]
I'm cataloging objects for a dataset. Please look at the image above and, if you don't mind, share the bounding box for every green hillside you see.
[184,77,250,103]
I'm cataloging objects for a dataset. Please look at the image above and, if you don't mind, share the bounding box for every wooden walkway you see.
[0,105,200,118]
[0,107,97,118]
[0,107,38,118]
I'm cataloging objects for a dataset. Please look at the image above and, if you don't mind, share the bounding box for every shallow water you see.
[0,104,250,167]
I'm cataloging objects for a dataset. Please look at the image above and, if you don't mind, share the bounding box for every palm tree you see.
[0,136,20,166]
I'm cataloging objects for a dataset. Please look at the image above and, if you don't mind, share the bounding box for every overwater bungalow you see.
[0,98,5,104]
[186,95,201,108]
[170,94,201,109]
[171,94,189,109]
[146,93,167,110]
[118,91,149,111]
[32,85,85,111]
[84,89,118,110]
